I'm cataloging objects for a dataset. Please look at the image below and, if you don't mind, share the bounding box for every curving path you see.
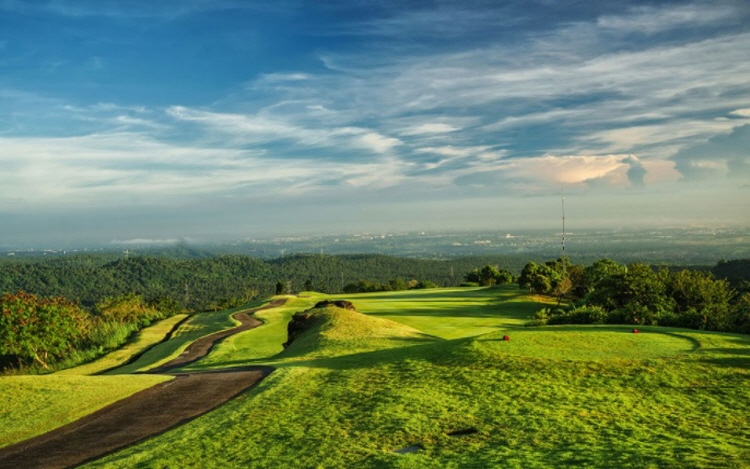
[0,299,285,469]
[147,299,284,373]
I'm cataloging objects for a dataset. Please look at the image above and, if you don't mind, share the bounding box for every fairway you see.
[332,285,556,339]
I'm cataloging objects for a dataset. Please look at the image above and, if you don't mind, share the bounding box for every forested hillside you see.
[0,254,524,312]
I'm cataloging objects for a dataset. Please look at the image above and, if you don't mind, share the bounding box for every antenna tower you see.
[561,186,566,278]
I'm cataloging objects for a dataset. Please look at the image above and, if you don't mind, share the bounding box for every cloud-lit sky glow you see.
[1,0,749,247]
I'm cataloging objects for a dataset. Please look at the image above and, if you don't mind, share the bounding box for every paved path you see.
[0,300,284,469]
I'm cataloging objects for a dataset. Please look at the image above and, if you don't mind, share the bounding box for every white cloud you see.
[730,109,750,118]
[416,146,488,158]
[356,132,402,154]
[502,155,629,186]
[401,123,461,135]
[597,4,738,34]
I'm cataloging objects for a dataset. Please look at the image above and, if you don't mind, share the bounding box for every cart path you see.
[147,298,285,373]
[0,299,286,469]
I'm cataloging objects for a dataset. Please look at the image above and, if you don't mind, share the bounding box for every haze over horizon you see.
[2,1,749,248]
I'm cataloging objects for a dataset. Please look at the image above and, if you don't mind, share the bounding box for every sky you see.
[1,0,749,247]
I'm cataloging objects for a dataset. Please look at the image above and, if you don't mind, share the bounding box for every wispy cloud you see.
[597,3,740,34]
[2,1,749,242]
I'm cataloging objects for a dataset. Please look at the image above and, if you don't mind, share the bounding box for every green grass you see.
[56,314,189,376]
[107,301,267,374]
[83,290,750,468]
[0,374,170,448]
[186,295,319,369]
[190,286,547,370]
[332,285,557,339]
[4,287,749,467]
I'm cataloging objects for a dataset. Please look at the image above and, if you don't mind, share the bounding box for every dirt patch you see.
[0,299,285,469]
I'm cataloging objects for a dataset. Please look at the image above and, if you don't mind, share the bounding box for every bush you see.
[411,280,438,290]
[460,282,480,287]
[547,305,608,325]
[655,311,681,327]
[607,304,658,326]
[525,319,548,327]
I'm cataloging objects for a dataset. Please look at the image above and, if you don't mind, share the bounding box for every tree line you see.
[519,258,750,333]
[0,253,528,312]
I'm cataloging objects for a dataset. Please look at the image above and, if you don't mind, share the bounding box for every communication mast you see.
[561,186,566,279]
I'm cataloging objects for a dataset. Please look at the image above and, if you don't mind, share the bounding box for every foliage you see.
[518,260,564,295]
[730,293,750,333]
[343,277,439,293]
[465,264,513,286]
[545,305,608,325]
[666,269,732,330]
[0,292,92,369]
[535,258,744,333]
[0,254,516,312]
[0,290,184,373]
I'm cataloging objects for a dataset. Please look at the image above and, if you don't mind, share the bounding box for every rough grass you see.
[108,301,266,374]
[56,314,189,376]
[83,292,750,469]
[0,374,170,448]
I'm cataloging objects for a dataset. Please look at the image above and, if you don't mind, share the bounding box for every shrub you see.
[547,305,608,325]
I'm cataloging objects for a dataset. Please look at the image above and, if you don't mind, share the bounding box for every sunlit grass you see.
[0,374,171,448]
[6,287,749,468]
[332,285,557,339]
[85,298,750,468]
[188,296,319,369]
[56,315,189,376]
[108,301,266,374]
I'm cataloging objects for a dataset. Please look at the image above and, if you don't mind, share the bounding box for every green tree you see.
[587,263,673,324]
[0,292,92,369]
[730,293,750,333]
[666,270,732,330]
[518,261,563,295]
[389,278,408,291]
[579,259,626,297]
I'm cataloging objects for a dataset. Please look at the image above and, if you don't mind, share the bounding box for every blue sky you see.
[1,0,749,247]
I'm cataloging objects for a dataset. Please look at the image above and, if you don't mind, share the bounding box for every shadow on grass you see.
[183,334,446,371]
[193,335,472,372]
[277,338,467,371]
[698,335,750,369]
[362,296,550,321]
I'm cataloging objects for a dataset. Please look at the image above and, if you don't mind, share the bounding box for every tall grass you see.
[57,315,188,376]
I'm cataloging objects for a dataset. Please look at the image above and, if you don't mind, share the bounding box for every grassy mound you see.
[280,302,437,359]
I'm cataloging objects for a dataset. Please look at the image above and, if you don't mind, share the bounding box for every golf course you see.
[1,285,749,468]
